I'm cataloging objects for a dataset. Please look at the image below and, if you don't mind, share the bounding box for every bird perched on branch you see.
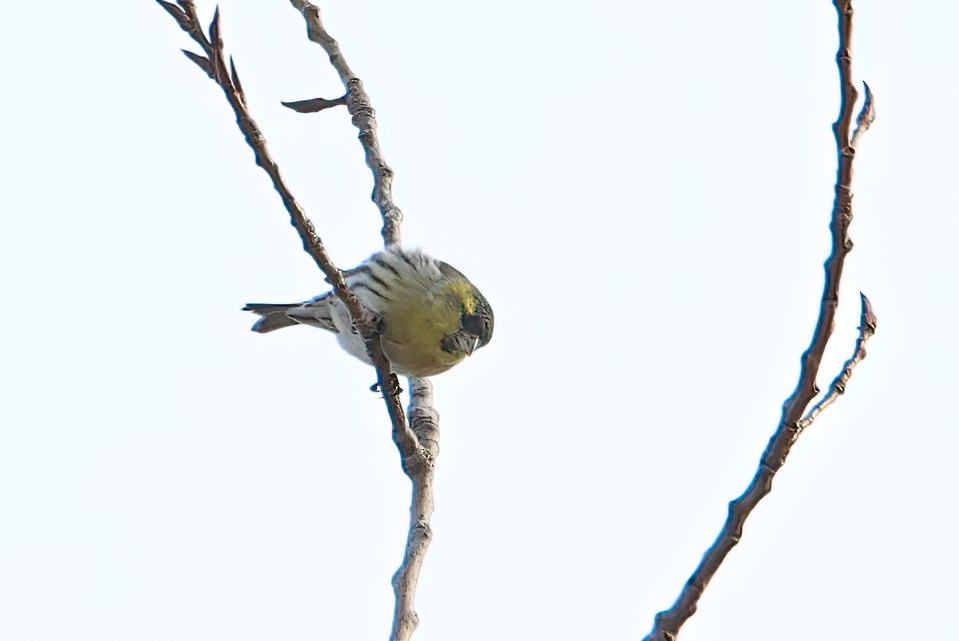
[243,248,494,378]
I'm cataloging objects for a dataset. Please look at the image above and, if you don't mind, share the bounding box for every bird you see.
[243,248,493,377]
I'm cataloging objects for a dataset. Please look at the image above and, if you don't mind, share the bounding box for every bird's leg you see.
[366,313,403,395]
[370,373,402,396]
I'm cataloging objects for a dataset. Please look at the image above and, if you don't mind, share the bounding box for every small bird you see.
[243,248,493,377]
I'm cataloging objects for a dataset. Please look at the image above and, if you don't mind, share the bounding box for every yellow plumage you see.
[243,248,493,377]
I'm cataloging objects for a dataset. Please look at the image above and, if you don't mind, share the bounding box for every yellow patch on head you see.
[449,281,476,314]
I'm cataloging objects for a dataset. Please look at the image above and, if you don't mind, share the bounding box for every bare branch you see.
[390,377,440,640]
[288,0,403,249]
[799,293,877,430]
[157,2,418,461]
[283,5,439,640]
[643,2,876,639]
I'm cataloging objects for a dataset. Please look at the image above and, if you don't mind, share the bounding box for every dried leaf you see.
[281,96,347,113]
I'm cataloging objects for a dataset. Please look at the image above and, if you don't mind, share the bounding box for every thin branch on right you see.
[642,1,877,639]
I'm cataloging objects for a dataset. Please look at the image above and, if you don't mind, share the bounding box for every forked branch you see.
[158,3,438,640]
[799,293,877,430]
[282,4,441,639]
[286,0,403,249]
[156,0,416,457]
[643,1,877,639]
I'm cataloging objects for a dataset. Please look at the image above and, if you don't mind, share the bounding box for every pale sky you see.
[1,1,957,640]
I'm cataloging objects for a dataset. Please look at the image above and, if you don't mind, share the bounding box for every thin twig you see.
[156,1,417,455]
[287,0,403,249]
[643,2,876,639]
[799,293,877,430]
[283,4,437,640]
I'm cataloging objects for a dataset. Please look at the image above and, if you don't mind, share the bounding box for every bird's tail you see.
[242,303,301,333]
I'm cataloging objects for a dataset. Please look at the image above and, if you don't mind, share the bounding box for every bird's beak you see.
[441,329,482,357]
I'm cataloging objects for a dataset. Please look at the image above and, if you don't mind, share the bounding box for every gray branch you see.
[642,1,877,638]
[390,377,440,640]
[287,0,403,249]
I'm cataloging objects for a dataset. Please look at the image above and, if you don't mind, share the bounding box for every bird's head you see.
[438,263,494,358]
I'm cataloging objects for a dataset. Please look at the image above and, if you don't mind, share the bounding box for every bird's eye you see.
[461,312,486,336]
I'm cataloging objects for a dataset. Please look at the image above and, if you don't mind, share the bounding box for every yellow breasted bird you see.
[243,248,493,377]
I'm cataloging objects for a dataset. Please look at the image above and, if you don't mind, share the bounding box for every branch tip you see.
[157,0,191,31]
[859,292,877,334]
[851,82,875,148]
[229,56,245,102]
[181,49,214,79]
[208,6,221,47]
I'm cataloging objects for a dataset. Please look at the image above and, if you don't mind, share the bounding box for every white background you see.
[1,1,956,639]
